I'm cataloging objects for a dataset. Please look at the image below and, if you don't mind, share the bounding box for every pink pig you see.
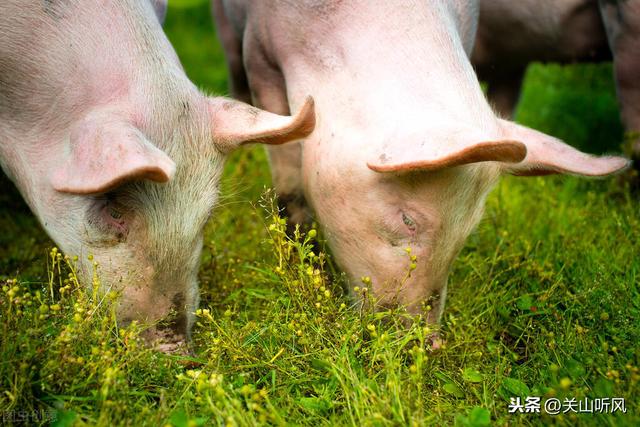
[214,0,628,332]
[473,0,610,115]
[0,0,315,350]
[473,0,640,159]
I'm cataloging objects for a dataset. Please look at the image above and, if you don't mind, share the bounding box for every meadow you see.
[1,2,638,426]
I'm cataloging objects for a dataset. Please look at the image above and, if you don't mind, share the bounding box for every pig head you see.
[0,0,315,350]
[215,0,628,325]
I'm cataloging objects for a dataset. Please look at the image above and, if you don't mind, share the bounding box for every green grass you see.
[1,3,638,426]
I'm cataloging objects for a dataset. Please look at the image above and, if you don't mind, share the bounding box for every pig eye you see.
[91,193,129,237]
[402,212,417,232]
[100,203,127,236]
[108,207,123,220]
[378,210,421,246]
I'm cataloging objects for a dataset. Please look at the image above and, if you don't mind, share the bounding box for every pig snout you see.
[118,282,199,353]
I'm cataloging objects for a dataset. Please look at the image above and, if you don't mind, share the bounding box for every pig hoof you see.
[277,192,312,230]
[427,332,445,352]
[144,328,191,354]
[155,339,189,355]
[177,357,205,369]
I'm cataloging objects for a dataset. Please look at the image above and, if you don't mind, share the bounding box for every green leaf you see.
[167,411,207,427]
[298,397,332,413]
[232,375,245,388]
[168,410,189,427]
[51,410,77,427]
[463,368,484,383]
[434,371,451,383]
[235,287,278,300]
[501,377,530,397]
[311,358,332,372]
[516,295,534,311]
[497,306,511,320]
[468,407,491,427]
[566,358,586,378]
[443,382,465,398]
[594,378,614,396]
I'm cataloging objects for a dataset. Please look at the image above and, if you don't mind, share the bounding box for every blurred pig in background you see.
[473,0,640,162]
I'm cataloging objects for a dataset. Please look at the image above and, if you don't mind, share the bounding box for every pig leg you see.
[212,0,252,104]
[247,73,312,228]
[242,61,311,226]
[213,1,311,225]
[599,0,640,163]
[247,77,312,227]
[266,144,313,227]
[479,66,526,119]
[472,28,526,118]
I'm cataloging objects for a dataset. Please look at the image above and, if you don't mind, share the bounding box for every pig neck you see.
[275,1,499,150]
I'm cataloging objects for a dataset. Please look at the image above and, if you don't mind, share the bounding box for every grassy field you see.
[1,2,639,426]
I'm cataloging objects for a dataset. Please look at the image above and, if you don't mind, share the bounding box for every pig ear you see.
[499,120,630,176]
[50,121,176,195]
[150,0,168,24]
[211,96,316,152]
[367,133,527,173]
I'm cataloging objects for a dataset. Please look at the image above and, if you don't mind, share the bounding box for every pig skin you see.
[213,0,629,338]
[473,0,640,162]
[0,0,315,352]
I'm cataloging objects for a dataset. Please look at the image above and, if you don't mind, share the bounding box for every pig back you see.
[0,0,177,135]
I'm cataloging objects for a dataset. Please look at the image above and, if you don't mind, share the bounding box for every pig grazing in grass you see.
[0,0,315,350]
[214,0,628,331]
[473,0,640,160]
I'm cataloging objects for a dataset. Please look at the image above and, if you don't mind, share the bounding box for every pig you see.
[472,0,611,116]
[0,0,315,351]
[213,0,628,336]
[472,0,640,161]
[599,0,640,161]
